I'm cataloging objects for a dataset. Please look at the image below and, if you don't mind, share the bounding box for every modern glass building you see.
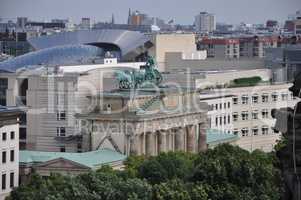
[0,45,103,72]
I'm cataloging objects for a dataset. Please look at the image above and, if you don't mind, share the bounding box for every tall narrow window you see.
[10,150,14,162]
[2,174,6,190]
[2,132,6,141]
[9,172,14,188]
[2,151,6,163]
[10,131,15,140]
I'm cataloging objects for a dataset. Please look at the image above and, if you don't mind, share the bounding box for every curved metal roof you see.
[28,29,151,58]
[0,45,102,72]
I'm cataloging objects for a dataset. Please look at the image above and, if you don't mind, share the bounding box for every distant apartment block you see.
[194,12,216,33]
[197,36,278,59]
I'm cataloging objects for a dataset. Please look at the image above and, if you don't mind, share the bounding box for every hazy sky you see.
[0,0,300,25]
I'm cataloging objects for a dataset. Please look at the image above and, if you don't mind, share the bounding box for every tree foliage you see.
[8,144,281,200]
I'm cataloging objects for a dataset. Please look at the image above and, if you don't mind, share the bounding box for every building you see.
[0,57,147,152]
[0,106,22,200]
[26,29,152,62]
[26,22,66,29]
[266,20,278,31]
[93,22,152,33]
[149,33,207,71]
[295,18,301,34]
[284,20,295,32]
[16,17,28,30]
[198,38,240,59]
[0,31,31,57]
[128,10,147,26]
[76,87,208,156]
[19,148,126,183]
[81,18,91,30]
[224,83,297,152]
[196,35,279,59]
[194,12,216,33]
[265,45,301,82]
[199,93,234,134]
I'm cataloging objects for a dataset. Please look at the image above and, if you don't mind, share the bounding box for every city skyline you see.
[0,0,300,25]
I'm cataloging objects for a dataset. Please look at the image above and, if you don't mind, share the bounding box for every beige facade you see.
[77,88,209,156]
[149,33,206,71]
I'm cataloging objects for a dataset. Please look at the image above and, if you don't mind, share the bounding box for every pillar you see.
[146,132,155,156]
[186,125,196,153]
[175,128,185,151]
[129,135,140,155]
[157,130,167,153]
[198,124,207,152]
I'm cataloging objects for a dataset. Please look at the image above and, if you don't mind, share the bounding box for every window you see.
[241,111,249,120]
[272,93,278,102]
[57,111,66,121]
[10,150,14,162]
[215,117,218,126]
[241,128,249,137]
[252,95,259,104]
[2,174,6,190]
[77,143,82,153]
[2,132,6,141]
[228,115,231,124]
[215,104,218,110]
[2,151,6,163]
[262,126,269,135]
[60,147,66,152]
[224,116,227,125]
[219,116,222,125]
[262,109,269,119]
[262,94,269,103]
[252,127,259,136]
[219,103,222,109]
[224,103,226,109]
[281,93,288,101]
[10,172,14,188]
[233,112,238,121]
[241,95,248,104]
[252,111,259,119]
[56,127,66,137]
[228,102,230,108]
[233,97,238,105]
[10,131,15,140]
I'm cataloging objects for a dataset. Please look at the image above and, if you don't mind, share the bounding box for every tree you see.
[8,144,281,200]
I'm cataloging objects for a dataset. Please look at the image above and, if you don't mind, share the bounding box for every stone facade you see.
[77,88,208,156]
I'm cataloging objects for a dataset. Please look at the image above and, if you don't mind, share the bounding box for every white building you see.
[0,106,22,200]
[194,12,216,33]
[200,93,234,134]
[198,69,298,152]
[226,84,297,152]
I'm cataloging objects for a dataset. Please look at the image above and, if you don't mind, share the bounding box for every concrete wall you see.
[149,33,199,71]
[165,52,265,72]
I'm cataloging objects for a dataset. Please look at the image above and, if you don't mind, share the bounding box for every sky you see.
[0,0,300,25]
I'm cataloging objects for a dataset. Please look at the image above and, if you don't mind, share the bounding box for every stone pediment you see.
[36,158,91,170]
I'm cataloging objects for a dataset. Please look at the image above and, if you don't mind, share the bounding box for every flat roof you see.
[206,129,239,145]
